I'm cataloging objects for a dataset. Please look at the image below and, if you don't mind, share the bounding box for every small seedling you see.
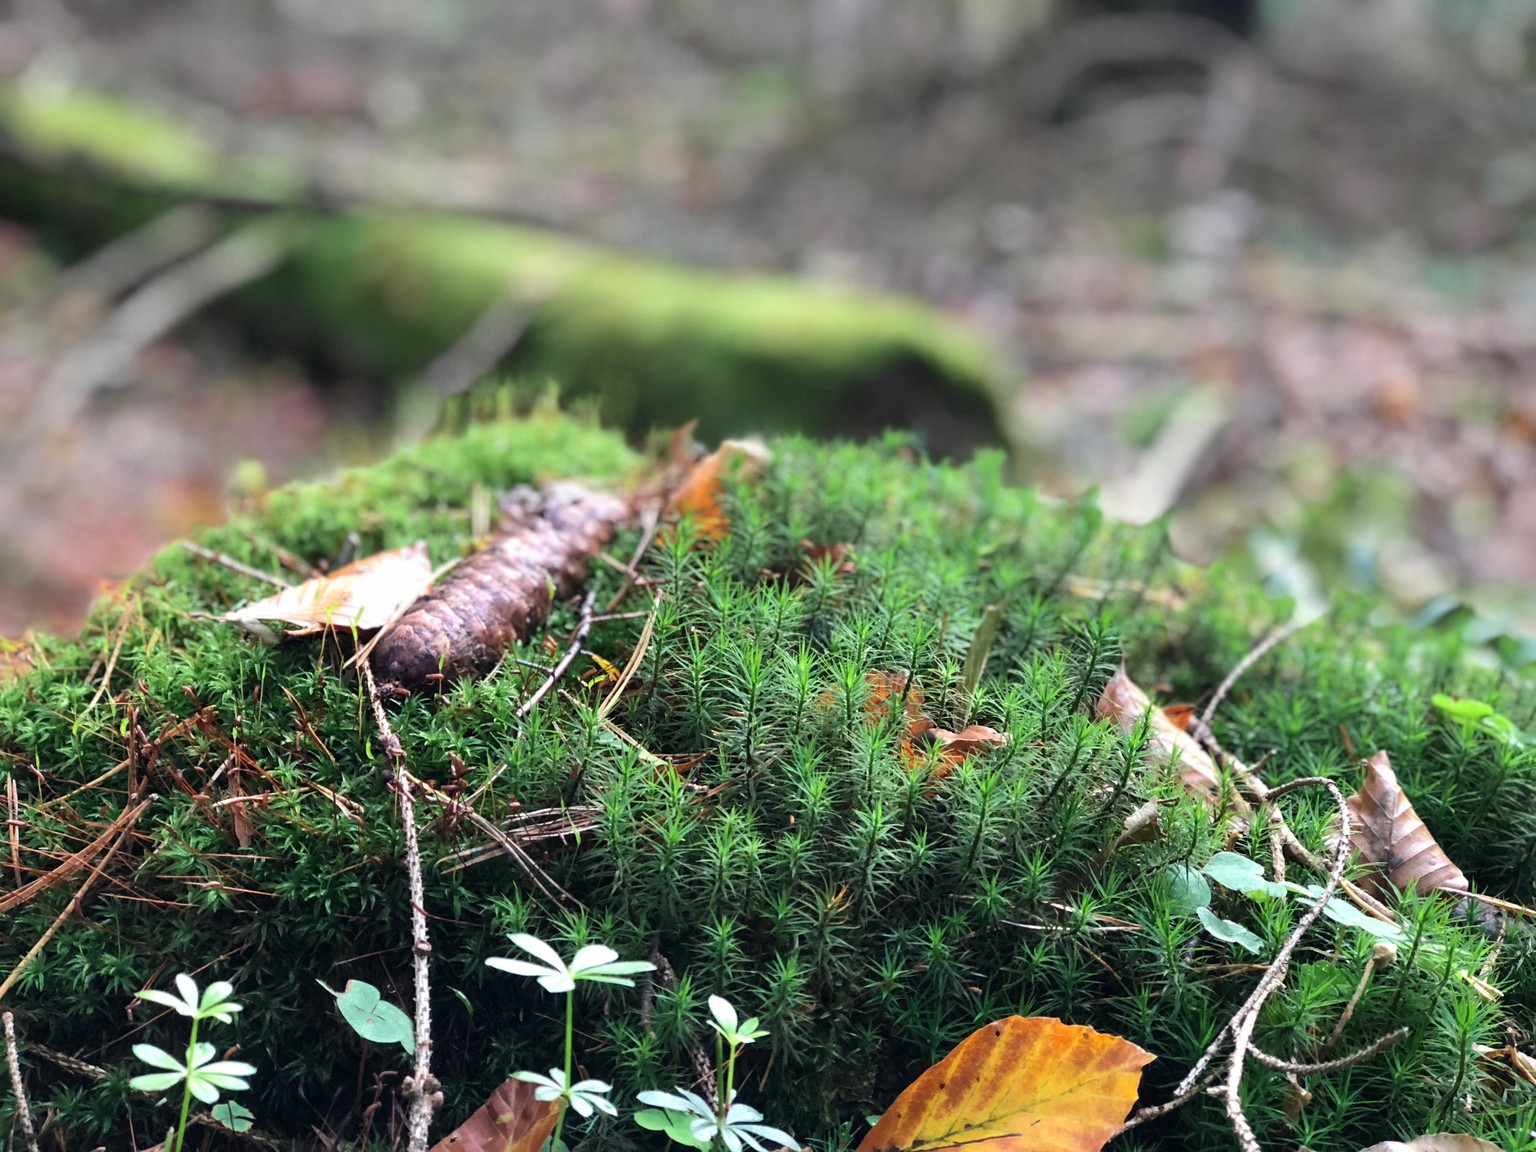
[488,934,654,1146]
[129,974,257,1151]
[635,995,795,1152]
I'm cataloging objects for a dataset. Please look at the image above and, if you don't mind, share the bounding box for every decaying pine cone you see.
[370,482,630,694]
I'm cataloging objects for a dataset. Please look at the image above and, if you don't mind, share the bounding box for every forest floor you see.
[3,0,1536,648]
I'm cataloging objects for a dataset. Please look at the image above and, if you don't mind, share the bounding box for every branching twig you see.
[1117,776,1397,1151]
[3,1011,38,1152]
[1247,1027,1408,1075]
[360,660,439,1152]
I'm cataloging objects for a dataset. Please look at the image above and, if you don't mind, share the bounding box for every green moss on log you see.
[3,409,1535,1149]
[0,82,1005,447]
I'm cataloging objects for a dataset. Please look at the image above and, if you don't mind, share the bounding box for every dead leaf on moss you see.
[430,1076,563,1152]
[666,437,770,541]
[1346,750,1469,899]
[856,1015,1153,1152]
[1096,670,1221,803]
[922,723,1009,762]
[221,542,433,639]
[1357,1137,1499,1152]
[838,671,1009,780]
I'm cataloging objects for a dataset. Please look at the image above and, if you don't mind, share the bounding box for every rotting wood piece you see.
[370,482,630,695]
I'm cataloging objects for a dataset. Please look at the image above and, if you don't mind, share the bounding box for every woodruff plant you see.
[129,975,257,1151]
[486,934,795,1152]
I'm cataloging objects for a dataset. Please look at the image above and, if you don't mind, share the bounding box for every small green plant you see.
[488,934,655,1144]
[1162,849,1407,957]
[1432,693,1526,746]
[129,974,257,1151]
[319,977,415,1054]
[486,935,796,1152]
[635,995,795,1152]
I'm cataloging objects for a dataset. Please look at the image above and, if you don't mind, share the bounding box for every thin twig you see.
[181,542,290,589]
[516,589,598,722]
[417,292,529,400]
[359,660,438,1151]
[3,1011,38,1152]
[1247,1027,1408,1075]
[604,502,662,614]
[21,221,292,438]
[1200,618,1307,729]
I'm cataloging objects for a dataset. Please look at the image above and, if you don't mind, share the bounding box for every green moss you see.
[276,211,1003,444]
[3,412,1535,1150]
[0,83,296,198]
[0,81,1006,448]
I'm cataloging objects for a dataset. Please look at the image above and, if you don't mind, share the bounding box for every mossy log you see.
[2,409,1535,1150]
[0,83,1004,448]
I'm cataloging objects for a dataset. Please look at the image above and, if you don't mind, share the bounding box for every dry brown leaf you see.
[222,542,433,638]
[1346,751,1469,899]
[430,1076,563,1152]
[857,1015,1153,1152]
[1096,670,1221,803]
[666,437,770,541]
[925,724,1009,768]
[832,672,1008,780]
[1357,1137,1499,1152]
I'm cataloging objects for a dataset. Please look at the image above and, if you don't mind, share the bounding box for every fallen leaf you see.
[857,1015,1153,1152]
[1357,1137,1500,1152]
[430,1076,563,1152]
[666,437,770,541]
[1346,751,1469,899]
[841,672,1008,780]
[923,724,1009,765]
[221,543,433,638]
[1096,670,1221,802]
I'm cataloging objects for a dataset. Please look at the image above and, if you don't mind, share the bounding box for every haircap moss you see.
[2,410,1534,1148]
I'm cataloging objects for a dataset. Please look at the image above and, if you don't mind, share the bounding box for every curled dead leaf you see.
[430,1076,564,1152]
[856,1015,1153,1152]
[1346,751,1469,899]
[1096,670,1221,803]
[221,542,433,639]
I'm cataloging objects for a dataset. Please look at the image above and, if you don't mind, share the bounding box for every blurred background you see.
[1,0,1535,661]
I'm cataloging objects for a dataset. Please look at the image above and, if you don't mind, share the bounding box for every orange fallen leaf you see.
[1346,750,1469,899]
[830,672,1008,780]
[221,542,433,638]
[922,724,1009,773]
[666,438,770,542]
[858,1015,1153,1152]
[430,1076,564,1152]
[1096,670,1221,803]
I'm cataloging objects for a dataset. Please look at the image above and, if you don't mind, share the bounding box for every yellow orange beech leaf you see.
[667,437,770,541]
[858,1016,1153,1152]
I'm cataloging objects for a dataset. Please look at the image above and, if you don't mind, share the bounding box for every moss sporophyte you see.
[2,412,1535,1149]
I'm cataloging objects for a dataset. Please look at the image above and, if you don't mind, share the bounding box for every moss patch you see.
[3,411,1535,1150]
